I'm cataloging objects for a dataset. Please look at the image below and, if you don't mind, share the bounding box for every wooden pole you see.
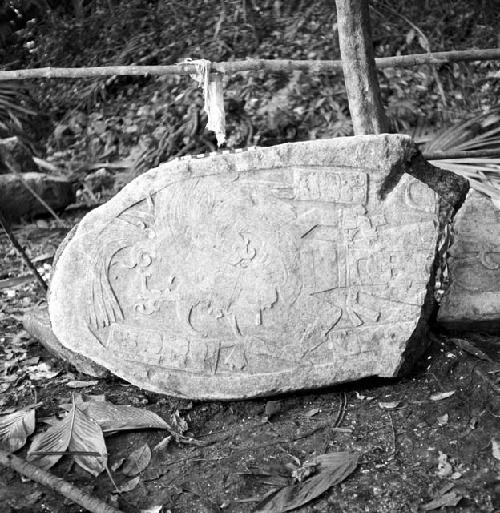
[0,450,124,513]
[0,48,499,80]
[336,0,388,135]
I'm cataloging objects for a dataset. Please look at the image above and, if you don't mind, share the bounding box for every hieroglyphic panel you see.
[438,191,500,330]
[48,135,457,399]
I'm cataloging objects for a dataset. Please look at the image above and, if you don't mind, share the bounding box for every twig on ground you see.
[0,449,124,513]
[323,391,348,452]
[474,367,500,394]
[387,412,396,461]
[333,391,348,428]
[0,275,34,290]
[0,209,48,292]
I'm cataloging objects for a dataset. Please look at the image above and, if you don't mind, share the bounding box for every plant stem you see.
[0,209,48,292]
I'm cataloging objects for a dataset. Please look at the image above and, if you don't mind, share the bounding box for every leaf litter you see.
[122,443,151,476]
[422,490,463,510]
[0,405,36,451]
[378,401,400,410]
[115,475,140,493]
[66,380,99,389]
[429,391,455,401]
[23,393,202,480]
[250,451,358,512]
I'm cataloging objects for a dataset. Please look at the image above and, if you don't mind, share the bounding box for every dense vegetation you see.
[1,0,499,184]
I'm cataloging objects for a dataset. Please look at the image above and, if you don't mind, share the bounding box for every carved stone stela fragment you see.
[438,191,500,331]
[49,135,441,399]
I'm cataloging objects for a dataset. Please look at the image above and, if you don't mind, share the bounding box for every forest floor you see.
[1,214,499,513]
[1,0,500,512]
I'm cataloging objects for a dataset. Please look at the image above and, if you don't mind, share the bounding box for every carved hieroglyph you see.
[49,135,441,399]
[438,191,500,330]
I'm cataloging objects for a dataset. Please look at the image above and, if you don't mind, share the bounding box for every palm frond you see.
[423,107,500,201]
[0,81,38,139]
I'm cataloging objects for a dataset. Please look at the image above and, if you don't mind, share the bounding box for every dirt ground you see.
[1,211,499,513]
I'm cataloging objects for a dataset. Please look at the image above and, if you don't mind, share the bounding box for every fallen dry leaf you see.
[27,362,59,381]
[492,439,500,460]
[378,401,400,410]
[304,408,320,418]
[153,435,172,452]
[75,400,171,433]
[86,394,106,402]
[140,506,163,513]
[436,451,452,477]
[430,391,455,401]
[355,392,375,401]
[422,491,462,510]
[27,401,107,475]
[0,406,36,451]
[116,476,140,493]
[242,462,293,489]
[122,444,151,476]
[170,410,188,433]
[448,337,494,362]
[437,413,449,426]
[111,457,125,472]
[66,380,99,389]
[256,452,358,512]
[264,400,282,420]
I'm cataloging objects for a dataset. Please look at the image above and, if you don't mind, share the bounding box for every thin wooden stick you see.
[0,208,48,292]
[0,449,124,513]
[474,367,500,394]
[17,175,69,228]
[423,149,500,160]
[1,48,499,80]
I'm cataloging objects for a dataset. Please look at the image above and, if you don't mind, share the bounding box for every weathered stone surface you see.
[0,172,75,219]
[438,191,500,331]
[0,136,38,175]
[23,308,107,377]
[48,135,462,399]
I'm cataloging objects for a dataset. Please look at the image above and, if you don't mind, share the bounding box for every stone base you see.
[438,191,500,332]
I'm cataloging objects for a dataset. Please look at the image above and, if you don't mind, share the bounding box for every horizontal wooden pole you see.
[1,48,500,80]
[423,149,500,160]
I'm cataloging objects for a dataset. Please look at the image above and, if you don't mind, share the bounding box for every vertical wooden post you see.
[336,0,389,135]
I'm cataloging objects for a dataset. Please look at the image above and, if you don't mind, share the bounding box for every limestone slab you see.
[48,135,461,399]
[438,191,500,331]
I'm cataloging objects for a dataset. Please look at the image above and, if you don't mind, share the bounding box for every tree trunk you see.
[336,0,388,135]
